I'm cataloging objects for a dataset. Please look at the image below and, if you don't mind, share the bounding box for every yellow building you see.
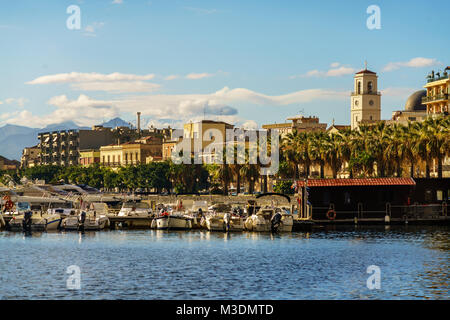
[79,149,101,167]
[422,67,449,115]
[100,140,162,168]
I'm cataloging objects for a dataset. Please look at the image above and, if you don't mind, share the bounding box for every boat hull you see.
[206,217,244,232]
[62,216,109,231]
[153,216,192,230]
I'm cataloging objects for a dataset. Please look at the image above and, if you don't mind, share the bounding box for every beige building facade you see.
[351,69,381,130]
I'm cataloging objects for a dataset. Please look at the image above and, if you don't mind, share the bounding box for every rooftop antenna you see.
[364,60,368,70]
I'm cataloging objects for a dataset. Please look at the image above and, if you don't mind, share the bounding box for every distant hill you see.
[101,117,132,128]
[0,118,126,161]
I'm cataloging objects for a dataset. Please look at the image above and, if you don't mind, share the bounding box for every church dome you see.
[405,90,427,112]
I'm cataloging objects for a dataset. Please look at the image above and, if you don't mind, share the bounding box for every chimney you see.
[137,112,141,135]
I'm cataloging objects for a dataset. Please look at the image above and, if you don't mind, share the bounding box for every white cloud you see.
[27,72,156,85]
[71,81,161,93]
[291,64,355,78]
[1,87,348,128]
[383,57,440,72]
[112,0,123,4]
[2,97,29,107]
[185,72,215,80]
[165,75,180,80]
[242,120,258,130]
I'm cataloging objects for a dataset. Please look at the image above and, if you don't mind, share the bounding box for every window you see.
[436,190,443,201]
[357,81,361,94]
[368,81,373,93]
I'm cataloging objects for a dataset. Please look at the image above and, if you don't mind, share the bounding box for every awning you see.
[297,178,416,187]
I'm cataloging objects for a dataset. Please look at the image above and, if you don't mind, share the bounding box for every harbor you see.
[1,177,449,234]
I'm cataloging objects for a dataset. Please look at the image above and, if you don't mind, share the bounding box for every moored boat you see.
[62,210,109,231]
[151,206,192,230]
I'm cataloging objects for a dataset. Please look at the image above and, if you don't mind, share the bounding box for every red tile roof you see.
[297,178,415,187]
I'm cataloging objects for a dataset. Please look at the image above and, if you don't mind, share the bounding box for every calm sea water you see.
[0,226,448,300]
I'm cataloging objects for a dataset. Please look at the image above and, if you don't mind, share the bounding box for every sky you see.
[0,0,448,130]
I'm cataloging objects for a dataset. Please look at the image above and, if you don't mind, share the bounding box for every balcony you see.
[351,91,381,96]
[422,93,449,104]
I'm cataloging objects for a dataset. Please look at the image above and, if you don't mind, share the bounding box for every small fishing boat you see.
[151,205,192,230]
[204,203,245,232]
[117,201,153,228]
[62,211,109,231]
[184,200,208,229]
[7,210,62,232]
[47,201,76,218]
[244,207,293,232]
[244,193,294,232]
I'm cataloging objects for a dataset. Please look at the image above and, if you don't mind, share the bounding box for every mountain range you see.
[0,118,131,161]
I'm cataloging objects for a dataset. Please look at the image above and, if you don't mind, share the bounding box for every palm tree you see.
[309,131,327,178]
[323,133,343,178]
[399,121,420,177]
[417,116,449,178]
[383,124,404,177]
[282,130,302,180]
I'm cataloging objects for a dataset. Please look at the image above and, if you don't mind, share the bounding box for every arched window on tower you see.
[368,81,373,93]
[357,81,361,94]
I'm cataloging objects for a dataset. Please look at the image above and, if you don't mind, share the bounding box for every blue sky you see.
[0,0,448,129]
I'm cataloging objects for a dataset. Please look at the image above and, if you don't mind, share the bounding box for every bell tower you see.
[350,63,381,130]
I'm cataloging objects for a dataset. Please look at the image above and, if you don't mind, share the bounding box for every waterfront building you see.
[422,67,449,115]
[79,149,101,167]
[350,68,381,130]
[38,126,114,166]
[20,146,40,168]
[262,115,327,137]
[100,136,162,168]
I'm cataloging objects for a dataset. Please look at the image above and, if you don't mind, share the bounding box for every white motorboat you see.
[205,211,245,232]
[62,211,109,231]
[151,207,192,230]
[47,201,76,218]
[244,207,293,232]
[7,211,62,231]
[117,201,153,228]
[184,200,209,229]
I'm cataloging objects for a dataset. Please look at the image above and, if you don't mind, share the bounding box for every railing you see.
[310,202,447,221]
[422,93,448,103]
[427,74,450,83]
